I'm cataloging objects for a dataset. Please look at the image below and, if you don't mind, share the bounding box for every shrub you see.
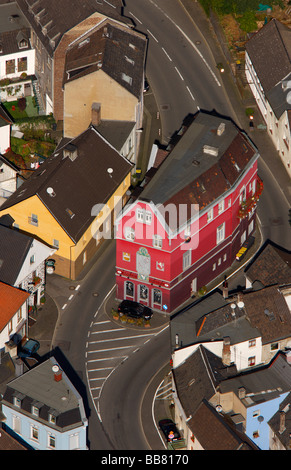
[18,97,27,112]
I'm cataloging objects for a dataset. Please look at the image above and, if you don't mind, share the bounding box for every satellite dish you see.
[107,168,113,174]
[52,365,59,373]
[47,187,55,196]
[216,405,223,412]
[231,303,236,309]
[237,301,245,308]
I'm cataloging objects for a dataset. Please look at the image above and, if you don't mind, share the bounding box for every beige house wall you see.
[53,13,107,122]
[63,69,138,138]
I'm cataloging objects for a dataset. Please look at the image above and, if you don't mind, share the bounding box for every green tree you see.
[237,9,258,32]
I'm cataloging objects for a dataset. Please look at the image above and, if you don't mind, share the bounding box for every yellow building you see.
[0,125,133,279]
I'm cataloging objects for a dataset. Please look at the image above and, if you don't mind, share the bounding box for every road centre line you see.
[149,0,221,87]
[186,85,195,101]
[147,28,159,43]
[129,11,142,24]
[175,66,184,81]
[162,47,172,61]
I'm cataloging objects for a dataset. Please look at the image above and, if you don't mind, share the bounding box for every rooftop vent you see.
[47,187,56,197]
[203,145,218,157]
[63,143,78,162]
[217,122,225,136]
[52,364,62,382]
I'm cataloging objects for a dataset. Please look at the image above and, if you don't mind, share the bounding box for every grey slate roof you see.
[2,356,87,430]
[219,352,291,406]
[93,121,135,151]
[0,126,133,243]
[0,217,33,285]
[244,240,291,287]
[245,19,291,119]
[139,111,258,227]
[64,21,147,99]
[173,344,236,419]
[16,0,124,55]
[171,283,291,353]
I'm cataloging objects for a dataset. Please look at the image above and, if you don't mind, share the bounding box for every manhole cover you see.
[92,292,99,297]
[269,217,283,226]
[195,40,201,45]
[161,104,170,111]
[69,286,75,290]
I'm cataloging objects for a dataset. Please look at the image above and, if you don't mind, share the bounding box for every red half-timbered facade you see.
[115,112,262,314]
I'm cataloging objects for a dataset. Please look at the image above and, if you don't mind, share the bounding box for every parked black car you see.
[118,300,153,320]
[159,419,181,442]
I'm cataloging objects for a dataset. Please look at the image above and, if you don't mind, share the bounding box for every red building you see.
[115,112,263,314]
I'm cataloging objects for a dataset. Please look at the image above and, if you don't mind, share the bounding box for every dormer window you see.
[18,38,28,49]
[13,392,25,408]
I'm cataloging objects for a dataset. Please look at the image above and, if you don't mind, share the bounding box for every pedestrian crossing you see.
[85,319,157,412]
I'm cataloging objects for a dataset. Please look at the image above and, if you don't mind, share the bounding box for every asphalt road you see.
[51,0,291,451]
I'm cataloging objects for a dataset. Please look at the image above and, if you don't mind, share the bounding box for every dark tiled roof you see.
[16,0,124,54]
[0,104,13,127]
[64,22,147,99]
[188,400,258,450]
[173,345,233,418]
[0,221,33,285]
[219,352,291,401]
[0,424,30,450]
[0,27,31,55]
[0,126,133,243]
[242,286,291,345]
[246,19,291,94]
[93,121,135,151]
[2,356,86,430]
[245,240,291,287]
[139,111,258,228]
[268,391,291,449]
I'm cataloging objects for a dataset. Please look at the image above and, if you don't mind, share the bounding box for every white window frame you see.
[124,226,135,240]
[207,208,213,223]
[216,223,225,245]
[30,424,39,442]
[183,250,191,271]
[153,234,162,249]
[218,200,224,214]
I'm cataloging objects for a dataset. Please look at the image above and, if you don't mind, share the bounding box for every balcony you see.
[237,177,263,219]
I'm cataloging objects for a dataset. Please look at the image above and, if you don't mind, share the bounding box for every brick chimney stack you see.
[92,102,101,126]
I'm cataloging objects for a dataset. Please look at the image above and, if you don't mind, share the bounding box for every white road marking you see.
[162,47,172,62]
[147,28,159,43]
[175,66,184,81]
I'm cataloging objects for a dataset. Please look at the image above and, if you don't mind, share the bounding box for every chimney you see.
[217,122,225,136]
[222,276,228,299]
[92,102,101,126]
[222,336,231,366]
[52,364,62,382]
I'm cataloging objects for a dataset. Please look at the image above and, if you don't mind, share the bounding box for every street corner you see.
[106,287,169,330]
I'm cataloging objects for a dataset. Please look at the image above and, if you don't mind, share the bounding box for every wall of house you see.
[0,162,17,197]
[0,195,73,278]
[0,49,35,81]
[245,393,289,450]
[115,162,259,313]
[0,125,10,154]
[0,304,27,351]
[63,69,138,138]
[53,13,106,122]
[245,52,291,178]
[1,404,87,450]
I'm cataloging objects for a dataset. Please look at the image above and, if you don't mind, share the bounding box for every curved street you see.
[45,0,291,451]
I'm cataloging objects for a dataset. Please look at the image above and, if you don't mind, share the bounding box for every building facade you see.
[116,112,262,314]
